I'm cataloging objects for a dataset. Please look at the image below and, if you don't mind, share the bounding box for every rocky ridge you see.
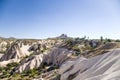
[0,36,120,80]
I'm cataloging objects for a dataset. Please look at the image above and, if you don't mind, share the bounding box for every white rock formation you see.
[14,47,74,73]
[0,41,31,67]
[0,41,8,53]
[59,49,120,80]
[45,48,73,66]
[15,53,45,73]
[0,42,30,61]
[0,39,64,68]
[0,59,20,67]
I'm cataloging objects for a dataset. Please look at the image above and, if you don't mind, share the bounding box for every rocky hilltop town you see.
[0,34,120,80]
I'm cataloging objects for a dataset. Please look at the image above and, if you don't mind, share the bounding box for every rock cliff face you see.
[45,48,74,66]
[59,49,120,80]
[15,53,45,73]
[0,41,31,67]
[0,41,31,61]
[14,47,74,73]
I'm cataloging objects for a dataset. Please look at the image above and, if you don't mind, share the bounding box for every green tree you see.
[100,36,103,42]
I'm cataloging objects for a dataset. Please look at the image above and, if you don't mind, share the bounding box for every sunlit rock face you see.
[59,49,120,80]
[0,41,31,61]
[0,41,31,67]
[14,47,74,73]
[45,47,74,67]
[0,39,63,67]
[0,41,8,53]
[15,53,45,73]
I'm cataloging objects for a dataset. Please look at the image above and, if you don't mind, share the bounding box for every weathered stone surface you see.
[14,47,74,73]
[59,49,120,80]
[0,42,30,61]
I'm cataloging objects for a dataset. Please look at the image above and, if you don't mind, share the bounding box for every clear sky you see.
[0,0,120,39]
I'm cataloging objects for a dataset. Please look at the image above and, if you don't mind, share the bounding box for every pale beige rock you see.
[15,48,73,73]
[15,53,45,73]
[0,41,8,53]
[0,42,30,61]
[0,41,31,67]
[45,47,73,66]
[0,59,20,67]
[59,49,120,80]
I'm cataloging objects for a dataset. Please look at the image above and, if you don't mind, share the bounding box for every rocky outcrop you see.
[0,41,31,61]
[0,39,63,67]
[0,59,20,67]
[46,48,74,66]
[14,48,74,73]
[28,43,47,53]
[0,41,31,67]
[0,41,8,53]
[83,42,120,58]
[57,34,68,39]
[59,49,120,80]
[15,53,45,73]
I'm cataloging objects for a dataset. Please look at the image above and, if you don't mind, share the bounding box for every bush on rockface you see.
[0,62,19,79]
[21,68,39,78]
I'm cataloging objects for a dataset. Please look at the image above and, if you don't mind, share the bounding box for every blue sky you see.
[0,0,120,39]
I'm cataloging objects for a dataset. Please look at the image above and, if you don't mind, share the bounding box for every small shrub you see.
[115,39,120,42]
[107,39,112,42]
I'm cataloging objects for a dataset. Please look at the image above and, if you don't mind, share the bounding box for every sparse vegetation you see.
[107,39,112,42]
[0,62,19,79]
[0,36,120,80]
